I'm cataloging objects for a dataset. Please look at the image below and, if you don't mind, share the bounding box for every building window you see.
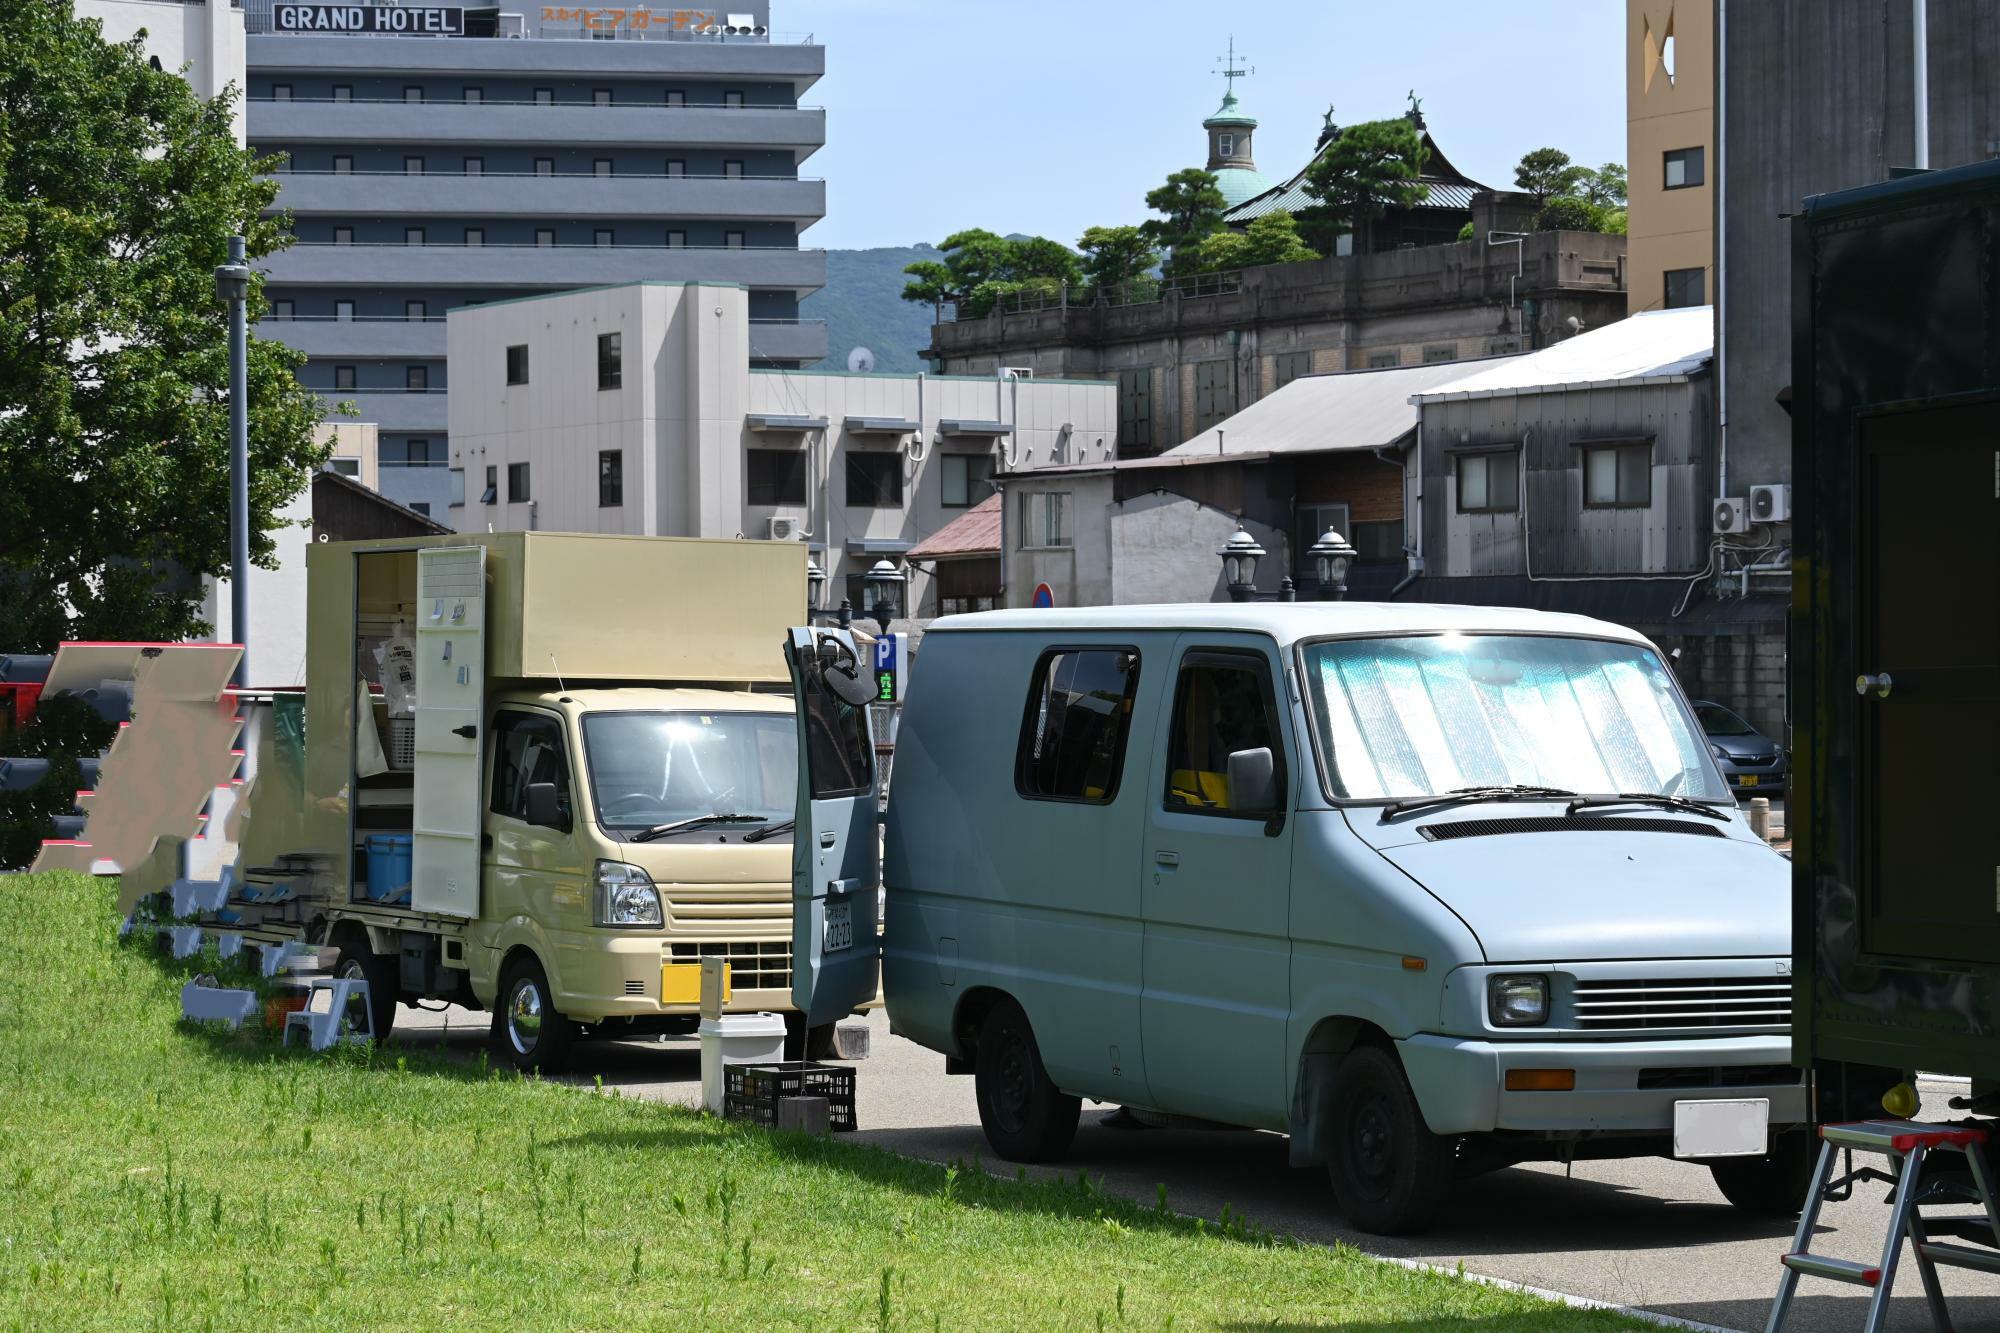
[409,502,431,517]
[507,462,530,503]
[1018,490,1071,548]
[747,449,807,505]
[1163,651,1284,819]
[665,89,685,106]
[534,87,554,105]
[403,86,423,104]
[449,467,465,507]
[480,465,497,504]
[404,156,424,176]
[464,227,484,247]
[1272,350,1312,390]
[1116,368,1153,451]
[1015,649,1141,805]
[595,229,614,247]
[665,159,686,177]
[405,438,435,465]
[334,364,356,390]
[593,87,612,106]
[1582,441,1653,508]
[723,160,744,179]
[594,158,612,177]
[332,84,352,102]
[271,83,293,101]
[328,458,360,477]
[724,89,744,107]
[596,332,622,390]
[1192,359,1234,432]
[940,453,995,508]
[405,299,426,320]
[405,227,425,246]
[665,230,686,248]
[536,228,555,247]
[1367,349,1400,369]
[332,156,353,175]
[406,365,429,392]
[1423,344,1458,364]
[1665,266,1706,309]
[724,231,746,249]
[1352,519,1405,564]
[505,344,529,385]
[334,299,354,320]
[535,157,554,176]
[1455,450,1519,513]
[1218,132,1234,158]
[463,156,483,175]
[1664,146,1706,190]
[598,450,623,507]
[1293,503,1350,580]
[1484,336,1521,356]
[845,452,902,508]
[462,86,482,104]
[271,299,294,320]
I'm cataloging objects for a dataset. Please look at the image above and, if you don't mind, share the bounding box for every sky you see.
[788,0,1629,252]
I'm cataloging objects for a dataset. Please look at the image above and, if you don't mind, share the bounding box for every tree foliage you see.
[0,0,327,651]
[1580,161,1627,208]
[1076,225,1159,290]
[1296,118,1430,254]
[898,228,1081,315]
[1194,211,1319,273]
[1533,196,1612,233]
[1138,169,1227,276]
[1513,147,1587,205]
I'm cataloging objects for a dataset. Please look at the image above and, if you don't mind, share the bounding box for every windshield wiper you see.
[1566,792,1731,822]
[1380,785,1579,821]
[741,817,795,844]
[629,813,766,843]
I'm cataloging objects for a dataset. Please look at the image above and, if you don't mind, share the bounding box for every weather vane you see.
[1213,35,1252,96]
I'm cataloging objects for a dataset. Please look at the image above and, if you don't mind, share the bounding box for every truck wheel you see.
[1710,1130,1815,1216]
[783,1013,839,1062]
[329,925,398,1043]
[492,956,577,1074]
[1326,1045,1454,1235]
[974,999,1079,1163]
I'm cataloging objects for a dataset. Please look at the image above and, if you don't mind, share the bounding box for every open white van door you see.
[410,545,487,917]
[783,626,882,1025]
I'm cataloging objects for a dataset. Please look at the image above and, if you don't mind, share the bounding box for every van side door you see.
[1139,636,1296,1128]
[484,709,591,966]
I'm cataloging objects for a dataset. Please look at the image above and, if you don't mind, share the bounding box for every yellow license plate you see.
[660,962,730,1005]
[1739,775,1759,786]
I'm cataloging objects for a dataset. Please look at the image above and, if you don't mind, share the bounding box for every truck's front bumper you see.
[1398,1031,1806,1137]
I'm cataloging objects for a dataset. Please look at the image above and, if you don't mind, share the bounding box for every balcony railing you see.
[934,271,1245,324]
[272,167,819,181]
[267,313,449,321]
[284,239,819,253]
[248,96,821,111]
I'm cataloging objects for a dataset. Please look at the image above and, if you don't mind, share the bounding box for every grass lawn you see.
[0,873,1654,1331]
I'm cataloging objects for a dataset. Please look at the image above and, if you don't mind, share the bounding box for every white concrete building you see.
[446,282,1117,615]
[76,0,246,142]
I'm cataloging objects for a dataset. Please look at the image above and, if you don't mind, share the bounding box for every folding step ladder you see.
[1767,1120,2000,1333]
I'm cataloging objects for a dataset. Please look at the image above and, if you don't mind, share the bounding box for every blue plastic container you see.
[364,834,413,906]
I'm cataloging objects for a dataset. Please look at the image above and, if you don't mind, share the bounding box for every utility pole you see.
[215,235,252,687]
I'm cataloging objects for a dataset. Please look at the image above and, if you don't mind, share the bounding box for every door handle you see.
[1155,851,1180,867]
[1854,672,1893,699]
[828,877,861,896]
[820,831,837,848]
[452,724,478,738]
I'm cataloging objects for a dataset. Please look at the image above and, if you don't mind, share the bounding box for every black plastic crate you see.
[724,1061,857,1133]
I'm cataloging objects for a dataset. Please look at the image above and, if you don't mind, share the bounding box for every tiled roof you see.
[907,493,1001,560]
[1224,128,1491,224]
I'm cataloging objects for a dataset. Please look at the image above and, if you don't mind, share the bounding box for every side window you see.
[800,648,873,797]
[1163,651,1285,817]
[489,711,572,821]
[1015,648,1140,804]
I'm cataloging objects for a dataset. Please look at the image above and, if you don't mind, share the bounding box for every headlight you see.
[1488,974,1550,1026]
[594,860,663,928]
[1708,742,1727,760]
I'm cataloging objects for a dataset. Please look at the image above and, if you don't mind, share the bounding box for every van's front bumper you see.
[1398,1031,1806,1137]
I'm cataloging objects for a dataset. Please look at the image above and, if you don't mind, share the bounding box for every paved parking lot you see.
[398,1005,1999,1332]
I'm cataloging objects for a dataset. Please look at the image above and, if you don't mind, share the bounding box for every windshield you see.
[581,711,796,831]
[1695,703,1757,737]
[1302,634,1726,803]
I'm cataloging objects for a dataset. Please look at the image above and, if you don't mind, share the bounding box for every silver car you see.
[1694,701,1788,795]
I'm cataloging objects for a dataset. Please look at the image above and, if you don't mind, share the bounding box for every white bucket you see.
[698,1012,787,1114]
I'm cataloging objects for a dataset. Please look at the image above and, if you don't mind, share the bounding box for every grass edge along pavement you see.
[0,873,1655,1331]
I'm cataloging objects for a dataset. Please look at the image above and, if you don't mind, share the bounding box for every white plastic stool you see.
[282,977,374,1051]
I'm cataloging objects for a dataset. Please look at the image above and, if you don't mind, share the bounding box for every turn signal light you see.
[1505,1069,1576,1092]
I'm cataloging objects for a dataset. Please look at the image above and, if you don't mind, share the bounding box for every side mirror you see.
[1226,747,1279,814]
[815,634,879,710]
[524,781,567,830]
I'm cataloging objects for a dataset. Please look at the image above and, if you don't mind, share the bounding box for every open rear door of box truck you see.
[412,545,487,917]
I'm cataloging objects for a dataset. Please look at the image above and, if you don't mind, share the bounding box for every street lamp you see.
[213,235,252,687]
[863,559,905,635]
[805,553,826,617]
[1218,526,1264,603]
[1308,526,1358,601]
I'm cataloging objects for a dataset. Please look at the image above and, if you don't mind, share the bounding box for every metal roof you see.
[906,494,1001,560]
[927,601,1653,647]
[1411,306,1714,404]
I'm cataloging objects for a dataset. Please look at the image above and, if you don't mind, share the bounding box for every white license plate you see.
[1673,1097,1770,1158]
[823,899,853,953]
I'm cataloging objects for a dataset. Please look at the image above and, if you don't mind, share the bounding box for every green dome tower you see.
[1203,39,1271,208]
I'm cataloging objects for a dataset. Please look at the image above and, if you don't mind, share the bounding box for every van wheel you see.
[1710,1130,1815,1216]
[974,1000,1079,1163]
[491,956,577,1074]
[329,924,398,1043]
[783,1012,839,1062]
[1326,1045,1453,1235]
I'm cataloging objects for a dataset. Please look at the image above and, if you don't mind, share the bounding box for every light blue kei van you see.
[781,605,1803,1235]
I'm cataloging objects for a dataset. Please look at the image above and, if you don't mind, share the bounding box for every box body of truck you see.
[1792,159,2000,1090]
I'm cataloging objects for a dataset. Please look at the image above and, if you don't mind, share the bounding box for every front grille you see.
[1572,976,1792,1031]
[1420,815,1726,842]
[624,979,646,996]
[670,939,792,992]
[1726,754,1780,769]
[1637,1064,1803,1090]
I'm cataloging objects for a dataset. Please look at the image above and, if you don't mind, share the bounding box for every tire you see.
[783,1013,840,1062]
[1710,1130,1815,1216]
[973,999,1080,1163]
[329,925,398,1043]
[491,955,578,1074]
[1325,1045,1454,1236]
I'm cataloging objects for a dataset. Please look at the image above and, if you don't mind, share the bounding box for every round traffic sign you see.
[1031,582,1055,609]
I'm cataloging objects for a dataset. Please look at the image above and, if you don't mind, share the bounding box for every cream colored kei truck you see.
[223,532,830,1070]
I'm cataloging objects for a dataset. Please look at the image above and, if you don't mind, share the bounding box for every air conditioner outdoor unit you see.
[766,516,800,541]
[1749,483,1791,524]
[1712,497,1750,535]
